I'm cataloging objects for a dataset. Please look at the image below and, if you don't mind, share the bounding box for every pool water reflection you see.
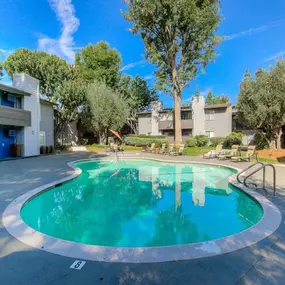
[21,160,263,247]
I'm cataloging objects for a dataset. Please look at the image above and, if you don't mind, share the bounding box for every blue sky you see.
[1,0,285,107]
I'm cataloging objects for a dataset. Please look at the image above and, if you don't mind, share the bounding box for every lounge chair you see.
[217,144,239,160]
[159,144,167,154]
[170,144,185,156]
[203,144,223,159]
[146,143,155,153]
[231,146,256,162]
[165,144,175,155]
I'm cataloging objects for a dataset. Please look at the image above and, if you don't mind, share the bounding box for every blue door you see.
[0,127,15,158]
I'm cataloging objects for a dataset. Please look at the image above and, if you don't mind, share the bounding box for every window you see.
[181,112,192,120]
[206,131,215,138]
[15,97,22,109]
[205,110,215,121]
[40,132,46,146]
[182,129,192,136]
[163,130,174,137]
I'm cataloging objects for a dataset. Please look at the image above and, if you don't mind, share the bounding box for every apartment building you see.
[138,96,233,141]
[0,73,54,158]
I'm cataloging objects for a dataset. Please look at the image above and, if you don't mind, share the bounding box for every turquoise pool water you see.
[21,160,263,247]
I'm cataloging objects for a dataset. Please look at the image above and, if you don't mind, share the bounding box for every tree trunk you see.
[105,128,109,145]
[276,127,282,150]
[99,129,104,145]
[174,93,182,144]
[175,165,181,211]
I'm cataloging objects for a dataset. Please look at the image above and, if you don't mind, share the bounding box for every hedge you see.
[195,135,209,147]
[185,137,197,147]
[124,135,168,147]
[127,134,166,139]
[223,132,243,148]
[253,132,269,150]
[210,137,225,147]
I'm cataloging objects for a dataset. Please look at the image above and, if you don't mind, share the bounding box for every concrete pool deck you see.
[1,152,285,285]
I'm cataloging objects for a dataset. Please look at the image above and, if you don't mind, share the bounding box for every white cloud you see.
[265,51,285,62]
[120,60,146,72]
[0,48,14,58]
[143,74,154,81]
[38,0,80,63]
[226,20,283,41]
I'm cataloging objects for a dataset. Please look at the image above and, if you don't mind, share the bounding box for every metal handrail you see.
[238,162,277,197]
[264,164,277,196]
[244,165,268,196]
[237,162,264,184]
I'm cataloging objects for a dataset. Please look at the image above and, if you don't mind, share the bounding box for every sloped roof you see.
[0,83,32,96]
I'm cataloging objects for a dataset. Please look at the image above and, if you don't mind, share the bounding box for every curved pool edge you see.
[2,156,282,263]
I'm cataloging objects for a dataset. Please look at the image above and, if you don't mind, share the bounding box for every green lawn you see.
[86,144,142,152]
[184,147,280,164]
[184,146,213,156]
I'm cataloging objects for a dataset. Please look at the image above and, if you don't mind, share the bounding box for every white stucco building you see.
[0,73,54,158]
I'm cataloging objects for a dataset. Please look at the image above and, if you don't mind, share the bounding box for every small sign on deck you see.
[70,260,86,270]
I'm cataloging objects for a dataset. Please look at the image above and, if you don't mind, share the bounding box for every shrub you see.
[127,134,166,139]
[40,146,46,154]
[50,145,55,153]
[253,132,269,150]
[79,138,89,145]
[195,135,209,147]
[223,132,243,149]
[124,135,168,147]
[55,143,71,151]
[277,156,285,164]
[185,137,197,147]
[210,137,224,147]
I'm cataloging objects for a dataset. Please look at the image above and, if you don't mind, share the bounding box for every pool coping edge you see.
[2,156,282,263]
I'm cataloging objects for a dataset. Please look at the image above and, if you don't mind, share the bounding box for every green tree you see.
[237,61,285,149]
[53,80,86,140]
[119,75,158,133]
[83,81,130,144]
[75,42,122,88]
[4,49,74,99]
[123,0,222,143]
[0,62,3,80]
[182,102,192,108]
[205,89,229,104]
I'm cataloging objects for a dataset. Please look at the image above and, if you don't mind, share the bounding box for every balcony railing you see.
[159,119,193,130]
[0,105,31,127]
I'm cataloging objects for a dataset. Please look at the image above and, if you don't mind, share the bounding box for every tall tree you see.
[237,61,285,149]
[4,49,74,99]
[75,41,122,89]
[0,62,3,80]
[53,80,86,140]
[205,89,229,104]
[119,75,158,133]
[83,81,130,144]
[123,0,222,143]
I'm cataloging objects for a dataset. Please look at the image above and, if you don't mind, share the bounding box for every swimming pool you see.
[21,159,263,248]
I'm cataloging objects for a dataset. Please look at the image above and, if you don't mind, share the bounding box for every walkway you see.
[0,152,285,285]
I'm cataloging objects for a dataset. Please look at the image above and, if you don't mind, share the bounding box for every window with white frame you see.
[205,110,215,121]
[40,132,46,146]
[206,131,215,138]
